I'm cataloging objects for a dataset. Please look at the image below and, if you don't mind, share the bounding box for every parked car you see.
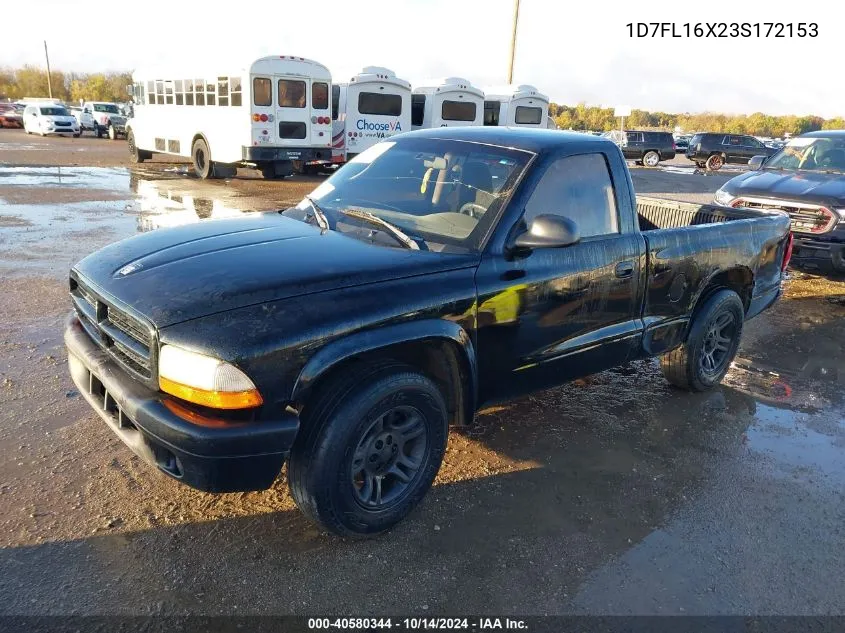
[0,103,23,128]
[686,133,777,170]
[716,130,845,273]
[64,127,792,536]
[605,129,676,166]
[22,104,80,137]
[673,135,690,152]
[83,102,127,139]
[69,106,96,134]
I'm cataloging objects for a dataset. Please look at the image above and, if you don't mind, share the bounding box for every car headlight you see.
[158,344,263,409]
[715,188,735,206]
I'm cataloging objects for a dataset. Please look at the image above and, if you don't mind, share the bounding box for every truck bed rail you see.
[637,196,774,231]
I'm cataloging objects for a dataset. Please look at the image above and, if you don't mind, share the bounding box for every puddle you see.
[0,166,267,276]
[656,164,746,175]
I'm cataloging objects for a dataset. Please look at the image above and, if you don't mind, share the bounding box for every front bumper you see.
[47,126,79,135]
[65,315,298,492]
[791,235,845,273]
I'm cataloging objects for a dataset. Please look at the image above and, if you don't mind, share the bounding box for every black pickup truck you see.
[65,128,792,536]
[715,130,845,273]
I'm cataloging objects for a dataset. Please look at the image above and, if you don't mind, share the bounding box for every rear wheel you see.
[288,362,449,537]
[661,289,744,391]
[643,150,660,167]
[706,153,724,171]
[127,130,145,163]
[191,138,215,179]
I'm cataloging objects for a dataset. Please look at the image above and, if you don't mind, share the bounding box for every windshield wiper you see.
[339,209,420,250]
[303,196,329,232]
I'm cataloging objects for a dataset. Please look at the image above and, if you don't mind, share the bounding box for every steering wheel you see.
[459,202,487,219]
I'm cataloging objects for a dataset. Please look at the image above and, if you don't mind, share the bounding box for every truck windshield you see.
[765,136,845,173]
[285,137,532,251]
[40,107,69,116]
[93,104,120,113]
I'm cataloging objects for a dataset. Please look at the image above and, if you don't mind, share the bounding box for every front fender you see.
[291,318,478,413]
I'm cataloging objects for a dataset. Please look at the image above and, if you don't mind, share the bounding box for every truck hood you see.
[723,169,845,208]
[72,212,478,327]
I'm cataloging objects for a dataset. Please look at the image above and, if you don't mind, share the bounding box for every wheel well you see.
[296,339,473,427]
[696,268,753,316]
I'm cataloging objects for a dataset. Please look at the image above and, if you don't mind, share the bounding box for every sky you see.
[7,0,843,117]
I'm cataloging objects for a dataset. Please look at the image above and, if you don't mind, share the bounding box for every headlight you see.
[715,188,735,206]
[158,345,263,409]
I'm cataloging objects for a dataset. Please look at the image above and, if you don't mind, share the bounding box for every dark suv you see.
[606,130,676,166]
[686,133,777,171]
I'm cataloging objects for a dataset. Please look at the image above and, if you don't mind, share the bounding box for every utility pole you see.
[44,40,53,98]
[506,0,520,84]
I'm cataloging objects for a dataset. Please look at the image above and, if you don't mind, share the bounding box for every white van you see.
[22,103,81,137]
[330,66,411,164]
[482,85,549,128]
[411,78,484,129]
[127,56,333,179]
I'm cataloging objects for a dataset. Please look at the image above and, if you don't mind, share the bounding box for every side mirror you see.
[748,155,768,170]
[512,214,580,250]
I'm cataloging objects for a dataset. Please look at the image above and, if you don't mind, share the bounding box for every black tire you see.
[259,163,277,179]
[108,125,116,140]
[661,289,744,392]
[288,362,449,537]
[95,125,103,138]
[706,153,724,171]
[643,150,660,167]
[127,130,145,163]
[73,132,81,138]
[191,138,215,179]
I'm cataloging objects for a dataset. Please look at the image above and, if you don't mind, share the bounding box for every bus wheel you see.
[260,163,279,180]
[192,139,214,179]
[128,131,145,163]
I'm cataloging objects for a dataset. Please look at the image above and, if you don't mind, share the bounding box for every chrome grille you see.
[70,277,154,380]
[733,197,836,234]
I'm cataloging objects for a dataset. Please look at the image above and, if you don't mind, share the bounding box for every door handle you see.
[615,261,635,278]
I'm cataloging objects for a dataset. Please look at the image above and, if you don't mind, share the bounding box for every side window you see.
[523,153,620,239]
[217,77,229,106]
[331,85,340,120]
[746,136,762,147]
[195,79,205,105]
[175,80,183,105]
[230,77,242,106]
[253,77,271,107]
[483,100,500,126]
[411,94,425,126]
[184,79,194,106]
[625,131,639,143]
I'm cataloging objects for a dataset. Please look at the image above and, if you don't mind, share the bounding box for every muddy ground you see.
[1,127,844,616]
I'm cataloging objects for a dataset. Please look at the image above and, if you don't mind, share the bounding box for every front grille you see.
[734,198,837,234]
[70,276,154,380]
[55,121,72,127]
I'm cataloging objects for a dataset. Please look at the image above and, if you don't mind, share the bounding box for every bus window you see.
[231,77,242,106]
[358,92,402,116]
[332,85,340,120]
[411,94,426,126]
[147,81,154,105]
[195,79,205,105]
[165,81,174,105]
[218,77,229,106]
[484,101,500,126]
[175,80,184,105]
[155,81,164,105]
[185,80,194,106]
[279,80,306,108]
[442,100,476,122]
[279,122,306,139]
[312,82,329,110]
[253,78,271,106]
[206,81,215,106]
[514,106,542,125]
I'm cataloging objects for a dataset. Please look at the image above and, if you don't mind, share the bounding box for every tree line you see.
[550,103,845,138]
[3,65,844,135]
[0,66,132,104]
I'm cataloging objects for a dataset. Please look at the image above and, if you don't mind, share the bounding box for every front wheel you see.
[108,125,116,140]
[706,154,724,171]
[288,362,449,537]
[661,289,744,391]
[127,130,145,163]
[95,125,103,138]
[643,150,660,167]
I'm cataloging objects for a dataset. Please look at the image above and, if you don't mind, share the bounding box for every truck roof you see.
[399,126,616,153]
[802,130,845,138]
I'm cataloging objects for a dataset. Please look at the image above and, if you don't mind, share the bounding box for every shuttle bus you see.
[330,67,412,164]
[482,85,550,128]
[410,78,484,129]
[126,56,333,179]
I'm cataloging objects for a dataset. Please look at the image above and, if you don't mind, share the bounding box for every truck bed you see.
[636,195,775,231]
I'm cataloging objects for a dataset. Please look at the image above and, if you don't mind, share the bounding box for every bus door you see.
[275,76,312,146]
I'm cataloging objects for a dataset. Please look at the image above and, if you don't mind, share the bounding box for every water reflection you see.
[129,174,258,233]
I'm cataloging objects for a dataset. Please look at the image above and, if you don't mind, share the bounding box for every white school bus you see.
[126,56,333,179]
[482,85,550,128]
[410,77,484,129]
[330,66,412,164]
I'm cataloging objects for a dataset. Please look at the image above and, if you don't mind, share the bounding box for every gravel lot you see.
[1,127,844,617]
